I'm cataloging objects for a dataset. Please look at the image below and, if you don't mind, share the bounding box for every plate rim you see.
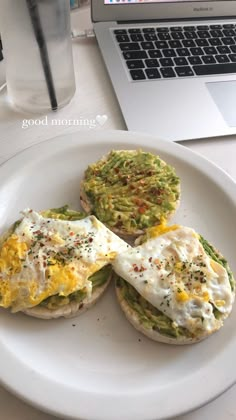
[0,129,236,420]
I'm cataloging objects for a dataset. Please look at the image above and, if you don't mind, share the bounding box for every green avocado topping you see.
[83,150,180,233]
[117,236,234,339]
[199,236,235,291]
[40,205,86,221]
[116,275,192,339]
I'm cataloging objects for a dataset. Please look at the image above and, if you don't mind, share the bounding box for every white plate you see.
[0,130,236,420]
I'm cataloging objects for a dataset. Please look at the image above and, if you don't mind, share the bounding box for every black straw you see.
[26,0,58,111]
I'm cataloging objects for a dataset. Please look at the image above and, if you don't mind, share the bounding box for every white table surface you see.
[0,6,236,420]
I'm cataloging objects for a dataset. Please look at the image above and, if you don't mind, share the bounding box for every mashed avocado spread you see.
[83,150,180,233]
[40,205,86,221]
[116,236,234,339]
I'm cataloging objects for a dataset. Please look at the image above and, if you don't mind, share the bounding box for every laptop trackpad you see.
[206,80,236,127]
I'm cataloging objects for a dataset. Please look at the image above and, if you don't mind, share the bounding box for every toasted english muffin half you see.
[80,150,180,243]
[113,224,235,345]
[0,206,129,319]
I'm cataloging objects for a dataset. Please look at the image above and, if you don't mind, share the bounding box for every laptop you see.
[91,1,236,141]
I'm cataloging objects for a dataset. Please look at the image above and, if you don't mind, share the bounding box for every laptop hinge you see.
[117,16,236,24]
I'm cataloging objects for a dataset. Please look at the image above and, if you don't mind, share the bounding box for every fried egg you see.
[113,225,235,337]
[0,209,130,312]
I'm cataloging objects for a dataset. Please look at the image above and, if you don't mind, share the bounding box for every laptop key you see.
[116,35,130,43]
[145,58,159,67]
[176,48,189,56]
[209,25,222,29]
[222,37,235,45]
[155,41,168,49]
[156,27,169,32]
[215,54,230,63]
[185,31,197,39]
[230,45,236,53]
[171,27,183,31]
[169,40,182,48]
[182,39,196,48]
[223,29,236,37]
[190,47,204,55]
[141,41,155,50]
[217,45,230,54]
[119,42,140,51]
[128,28,141,34]
[193,63,236,75]
[158,33,171,41]
[209,30,223,37]
[163,49,176,57]
[196,25,209,30]
[149,49,162,58]
[209,38,222,46]
[202,55,216,64]
[144,33,158,41]
[143,27,155,33]
[204,46,217,55]
[145,68,161,79]
[130,69,146,80]
[127,60,145,69]
[174,57,188,66]
[188,56,202,65]
[160,67,176,78]
[130,34,144,42]
[183,26,196,31]
[223,24,235,28]
[114,29,127,35]
[197,30,210,38]
[160,58,174,67]
[196,38,209,47]
[171,32,184,40]
[229,54,236,62]
[175,66,194,77]
[123,51,148,60]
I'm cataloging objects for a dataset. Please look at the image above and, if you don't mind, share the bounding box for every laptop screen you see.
[104,0,216,3]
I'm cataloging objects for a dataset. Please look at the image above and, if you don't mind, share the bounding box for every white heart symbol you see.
[96,114,108,126]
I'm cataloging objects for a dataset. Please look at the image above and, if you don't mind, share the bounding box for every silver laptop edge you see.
[92,2,236,23]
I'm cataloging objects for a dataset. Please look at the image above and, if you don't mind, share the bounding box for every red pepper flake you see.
[88,237,93,243]
[134,198,142,206]
[138,206,147,214]
[70,232,75,236]
[149,257,152,262]
[133,264,146,273]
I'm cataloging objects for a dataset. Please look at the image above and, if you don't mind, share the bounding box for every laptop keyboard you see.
[113,24,236,80]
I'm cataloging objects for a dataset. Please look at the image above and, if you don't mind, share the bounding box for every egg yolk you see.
[0,235,28,275]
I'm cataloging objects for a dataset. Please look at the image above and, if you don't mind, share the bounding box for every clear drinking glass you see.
[0,0,76,113]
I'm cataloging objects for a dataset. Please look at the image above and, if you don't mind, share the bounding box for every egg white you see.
[113,226,234,336]
[0,209,130,312]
